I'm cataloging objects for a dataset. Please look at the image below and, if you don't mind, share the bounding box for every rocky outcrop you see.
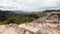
[0,24,21,34]
[19,23,60,34]
[0,23,60,34]
[19,12,60,34]
[0,12,60,34]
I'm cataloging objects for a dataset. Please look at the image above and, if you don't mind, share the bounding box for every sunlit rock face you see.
[19,23,60,34]
[0,12,60,34]
[0,24,22,34]
[19,12,60,34]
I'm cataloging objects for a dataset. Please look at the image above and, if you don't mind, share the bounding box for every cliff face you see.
[0,12,60,34]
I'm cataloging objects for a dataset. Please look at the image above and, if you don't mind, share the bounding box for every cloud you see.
[0,0,60,12]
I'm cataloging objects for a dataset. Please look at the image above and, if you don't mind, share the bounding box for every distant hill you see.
[42,10,60,13]
[14,11,40,14]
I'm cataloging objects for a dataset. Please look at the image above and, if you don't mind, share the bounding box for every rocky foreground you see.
[0,12,60,34]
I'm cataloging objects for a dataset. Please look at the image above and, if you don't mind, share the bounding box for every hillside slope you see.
[0,11,60,34]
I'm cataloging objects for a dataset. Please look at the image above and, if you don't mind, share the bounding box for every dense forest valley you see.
[0,10,60,25]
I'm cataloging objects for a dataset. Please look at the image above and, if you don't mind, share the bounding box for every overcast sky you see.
[0,0,60,12]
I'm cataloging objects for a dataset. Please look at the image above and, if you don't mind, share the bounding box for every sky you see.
[0,0,60,12]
